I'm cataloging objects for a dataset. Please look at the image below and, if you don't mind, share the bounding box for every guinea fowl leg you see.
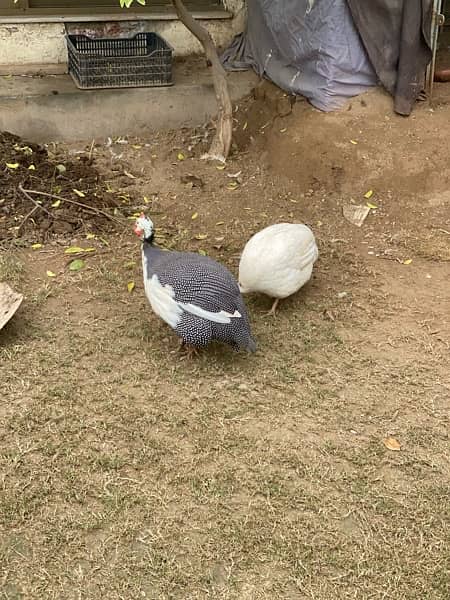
[178,340,200,359]
[263,298,280,318]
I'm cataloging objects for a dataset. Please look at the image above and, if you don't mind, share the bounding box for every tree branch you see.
[171,0,233,162]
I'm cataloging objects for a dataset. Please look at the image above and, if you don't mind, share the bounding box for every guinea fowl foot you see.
[263,298,280,318]
[178,340,200,360]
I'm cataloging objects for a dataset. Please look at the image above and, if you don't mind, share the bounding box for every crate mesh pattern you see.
[67,32,173,90]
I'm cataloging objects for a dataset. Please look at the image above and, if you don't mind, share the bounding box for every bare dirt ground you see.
[1,81,449,600]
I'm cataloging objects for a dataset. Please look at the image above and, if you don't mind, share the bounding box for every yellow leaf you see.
[191,212,198,220]
[132,144,142,149]
[65,247,84,254]
[143,196,150,204]
[350,140,358,145]
[127,281,135,293]
[177,152,185,161]
[279,128,287,133]
[403,259,413,265]
[195,234,208,240]
[6,163,19,169]
[46,270,56,278]
[243,122,248,130]
[198,249,207,256]
[28,164,36,170]
[31,243,42,250]
[51,199,61,208]
[73,189,86,198]
[227,181,238,190]
[124,261,135,268]
[215,221,225,226]
[367,202,378,209]
[64,246,95,254]
[216,165,226,170]
[86,233,96,239]
[383,437,401,451]
[364,190,373,199]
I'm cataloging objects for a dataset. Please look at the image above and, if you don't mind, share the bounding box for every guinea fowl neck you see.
[143,232,155,245]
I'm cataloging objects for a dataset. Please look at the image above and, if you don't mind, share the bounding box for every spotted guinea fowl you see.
[134,214,256,354]
[238,223,318,316]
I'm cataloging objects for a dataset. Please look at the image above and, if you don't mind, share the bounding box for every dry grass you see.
[1,88,450,599]
[1,239,449,600]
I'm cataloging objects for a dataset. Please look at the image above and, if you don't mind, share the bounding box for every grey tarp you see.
[222,0,433,115]
[346,0,432,115]
[221,0,377,112]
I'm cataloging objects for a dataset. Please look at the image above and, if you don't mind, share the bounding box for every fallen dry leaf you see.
[64,246,95,254]
[180,174,204,188]
[342,204,370,227]
[127,281,135,293]
[383,437,401,451]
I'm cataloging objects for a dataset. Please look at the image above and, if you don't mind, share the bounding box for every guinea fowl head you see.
[134,213,154,243]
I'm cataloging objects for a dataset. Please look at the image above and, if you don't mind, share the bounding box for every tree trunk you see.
[171,0,233,162]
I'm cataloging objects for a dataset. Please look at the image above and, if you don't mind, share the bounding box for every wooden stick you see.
[18,186,123,225]
[18,205,39,231]
[18,184,53,218]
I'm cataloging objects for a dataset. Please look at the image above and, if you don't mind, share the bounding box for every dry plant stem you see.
[18,205,40,231]
[172,0,232,162]
[19,186,123,225]
[18,185,53,218]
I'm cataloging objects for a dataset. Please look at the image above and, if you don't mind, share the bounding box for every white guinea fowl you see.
[238,223,318,316]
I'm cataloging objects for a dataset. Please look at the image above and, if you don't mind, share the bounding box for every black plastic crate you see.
[66,32,173,90]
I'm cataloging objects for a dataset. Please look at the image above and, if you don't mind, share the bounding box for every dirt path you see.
[1,83,449,600]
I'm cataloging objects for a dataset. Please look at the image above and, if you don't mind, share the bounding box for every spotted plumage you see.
[135,215,256,353]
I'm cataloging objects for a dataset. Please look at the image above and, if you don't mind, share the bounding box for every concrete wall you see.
[0,1,246,74]
[0,23,67,70]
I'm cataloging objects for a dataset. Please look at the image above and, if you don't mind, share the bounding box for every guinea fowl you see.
[238,223,318,316]
[134,214,256,355]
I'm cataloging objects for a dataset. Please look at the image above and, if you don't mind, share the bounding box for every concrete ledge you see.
[0,63,258,143]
